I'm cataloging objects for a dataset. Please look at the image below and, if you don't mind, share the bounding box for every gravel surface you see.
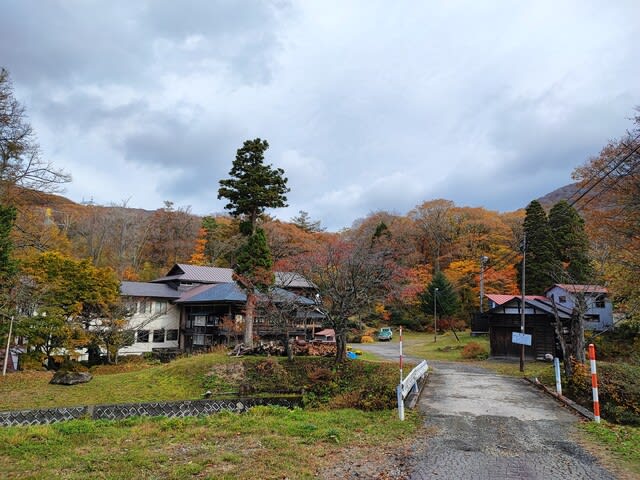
[323,342,619,480]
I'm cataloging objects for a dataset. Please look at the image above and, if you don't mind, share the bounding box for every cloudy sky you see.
[1,1,639,230]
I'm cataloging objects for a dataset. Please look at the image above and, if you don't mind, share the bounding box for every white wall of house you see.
[546,286,613,330]
[118,298,181,355]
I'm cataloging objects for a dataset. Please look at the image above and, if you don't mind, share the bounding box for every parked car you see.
[377,327,393,341]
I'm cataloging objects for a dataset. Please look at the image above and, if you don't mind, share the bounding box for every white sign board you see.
[512,332,532,346]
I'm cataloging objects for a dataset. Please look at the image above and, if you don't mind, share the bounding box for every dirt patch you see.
[318,428,433,480]
[203,362,246,391]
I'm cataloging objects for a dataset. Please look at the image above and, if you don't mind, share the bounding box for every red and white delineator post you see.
[589,343,601,423]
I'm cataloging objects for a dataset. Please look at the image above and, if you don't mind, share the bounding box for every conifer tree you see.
[421,270,460,319]
[218,138,289,234]
[218,138,288,348]
[235,228,274,290]
[518,200,562,294]
[548,200,593,283]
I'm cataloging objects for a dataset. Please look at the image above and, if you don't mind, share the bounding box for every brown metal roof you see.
[152,264,315,289]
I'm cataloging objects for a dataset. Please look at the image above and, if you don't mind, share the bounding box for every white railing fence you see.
[397,359,429,420]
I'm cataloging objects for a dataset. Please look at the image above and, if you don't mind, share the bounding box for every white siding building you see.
[119,282,182,355]
[545,284,613,331]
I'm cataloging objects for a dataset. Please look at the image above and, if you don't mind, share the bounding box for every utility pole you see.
[479,256,489,313]
[520,233,526,373]
[433,287,439,343]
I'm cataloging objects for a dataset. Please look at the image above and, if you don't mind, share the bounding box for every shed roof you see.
[487,296,573,319]
[315,329,335,337]
[486,294,548,305]
[120,281,182,299]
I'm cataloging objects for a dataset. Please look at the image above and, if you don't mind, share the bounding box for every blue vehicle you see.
[377,327,393,341]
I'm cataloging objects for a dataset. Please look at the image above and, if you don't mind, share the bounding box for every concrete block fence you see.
[0,397,302,427]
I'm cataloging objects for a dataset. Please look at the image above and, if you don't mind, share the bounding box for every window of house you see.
[193,334,205,345]
[139,300,152,314]
[125,298,137,314]
[193,315,207,327]
[153,329,165,342]
[166,329,178,341]
[137,330,150,343]
[558,296,567,303]
[154,301,168,314]
[123,329,135,346]
[594,296,605,308]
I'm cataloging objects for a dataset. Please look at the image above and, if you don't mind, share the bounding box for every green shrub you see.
[18,351,46,371]
[568,361,640,425]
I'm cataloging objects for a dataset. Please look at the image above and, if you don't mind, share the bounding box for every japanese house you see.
[120,264,321,355]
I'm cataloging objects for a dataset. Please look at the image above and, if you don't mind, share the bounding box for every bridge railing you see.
[397,359,429,420]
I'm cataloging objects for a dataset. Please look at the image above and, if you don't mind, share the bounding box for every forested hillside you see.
[2,62,639,333]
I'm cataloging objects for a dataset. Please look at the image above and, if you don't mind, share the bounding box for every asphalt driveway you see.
[353,341,618,480]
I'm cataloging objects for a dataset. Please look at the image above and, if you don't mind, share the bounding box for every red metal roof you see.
[486,294,547,305]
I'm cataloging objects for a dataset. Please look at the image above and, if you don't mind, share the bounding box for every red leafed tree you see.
[295,236,393,362]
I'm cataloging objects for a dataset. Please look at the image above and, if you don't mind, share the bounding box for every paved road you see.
[353,342,618,480]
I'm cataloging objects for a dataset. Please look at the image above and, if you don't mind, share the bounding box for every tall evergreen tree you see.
[421,270,460,319]
[518,200,562,294]
[548,200,593,283]
[218,138,289,234]
[235,228,274,291]
[218,138,289,348]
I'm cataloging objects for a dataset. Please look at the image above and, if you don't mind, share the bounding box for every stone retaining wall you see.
[0,397,301,427]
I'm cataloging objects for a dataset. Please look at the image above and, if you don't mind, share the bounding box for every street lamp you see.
[480,256,489,313]
[433,287,439,343]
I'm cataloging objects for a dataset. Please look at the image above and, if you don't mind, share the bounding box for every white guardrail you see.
[397,359,429,421]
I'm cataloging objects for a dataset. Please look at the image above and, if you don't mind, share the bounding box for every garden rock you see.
[49,371,93,385]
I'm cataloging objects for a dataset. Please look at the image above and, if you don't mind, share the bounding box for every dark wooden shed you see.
[484,297,572,360]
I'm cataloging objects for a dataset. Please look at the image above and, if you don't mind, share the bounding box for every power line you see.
[570,134,640,211]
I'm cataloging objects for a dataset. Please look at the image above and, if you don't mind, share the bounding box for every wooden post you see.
[554,357,562,396]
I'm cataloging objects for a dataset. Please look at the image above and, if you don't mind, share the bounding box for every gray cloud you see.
[1,1,639,230]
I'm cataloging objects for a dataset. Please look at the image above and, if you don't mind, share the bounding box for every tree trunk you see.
[244,290,256,349]
[572,293,587,364]
[287,337,294,362]
[335,329,347,363]
[550,298,573,378]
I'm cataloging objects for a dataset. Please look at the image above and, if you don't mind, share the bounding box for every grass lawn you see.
[401,330,488,361]
[0,353,235,411]
[579,422,640,477]
[0,406,421,479]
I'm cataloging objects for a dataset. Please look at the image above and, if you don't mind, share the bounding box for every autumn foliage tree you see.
[573,110,640,324]
[296,237,392,362]
[18,251,121,367]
